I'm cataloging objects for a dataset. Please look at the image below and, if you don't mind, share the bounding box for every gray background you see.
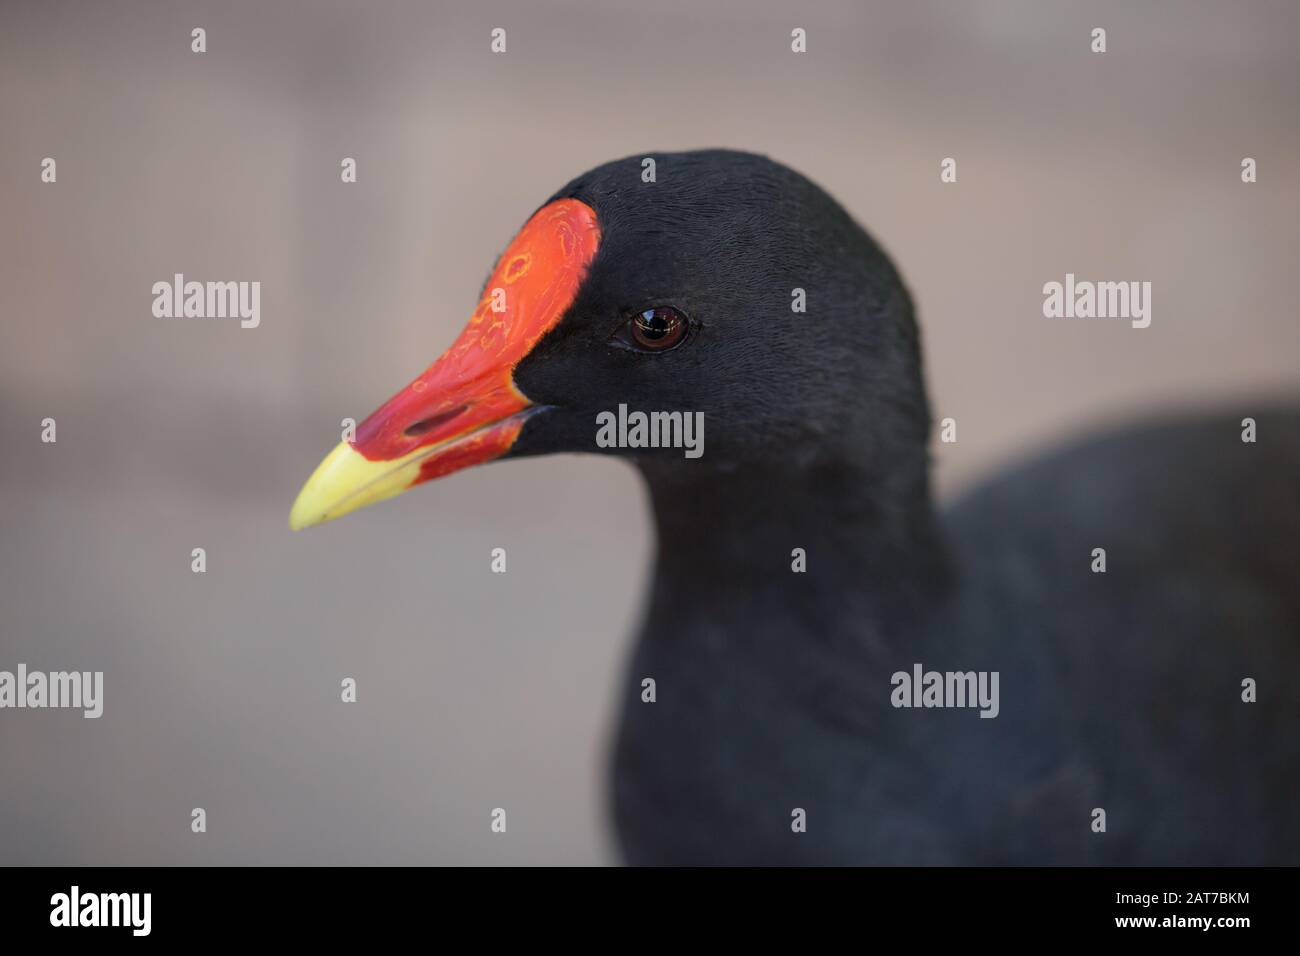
[1,0,1297,864]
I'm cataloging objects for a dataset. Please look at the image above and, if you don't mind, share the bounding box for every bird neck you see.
[638,453,953,631]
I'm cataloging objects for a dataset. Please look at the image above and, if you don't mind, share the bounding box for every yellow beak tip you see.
[288,440,428,532]
[288,486,329,531]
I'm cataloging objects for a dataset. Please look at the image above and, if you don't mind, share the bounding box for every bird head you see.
[289,150,928,531]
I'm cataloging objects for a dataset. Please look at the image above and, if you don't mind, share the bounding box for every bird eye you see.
[615,307,691,353]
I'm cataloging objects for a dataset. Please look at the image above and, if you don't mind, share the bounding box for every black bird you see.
[290,150,1300,864]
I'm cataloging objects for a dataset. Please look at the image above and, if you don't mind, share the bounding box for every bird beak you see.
[289,198,600,530]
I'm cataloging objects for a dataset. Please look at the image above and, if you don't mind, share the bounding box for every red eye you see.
[626,307,689,352]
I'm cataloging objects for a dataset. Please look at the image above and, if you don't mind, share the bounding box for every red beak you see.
[289,198,601,529]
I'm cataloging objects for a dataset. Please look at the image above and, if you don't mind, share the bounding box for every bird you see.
[289,149,1300,865]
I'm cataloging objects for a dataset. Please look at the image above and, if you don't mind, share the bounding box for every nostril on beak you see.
[404,405,469,438]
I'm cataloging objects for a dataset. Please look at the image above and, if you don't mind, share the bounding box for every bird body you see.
[615,411,1300,864]
[291,150,1300,865]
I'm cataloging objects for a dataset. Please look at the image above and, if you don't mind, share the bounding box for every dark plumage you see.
[509,150,1299,864]
[296,149,1300,864]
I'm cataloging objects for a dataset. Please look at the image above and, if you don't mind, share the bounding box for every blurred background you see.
[1,0,1297,864]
